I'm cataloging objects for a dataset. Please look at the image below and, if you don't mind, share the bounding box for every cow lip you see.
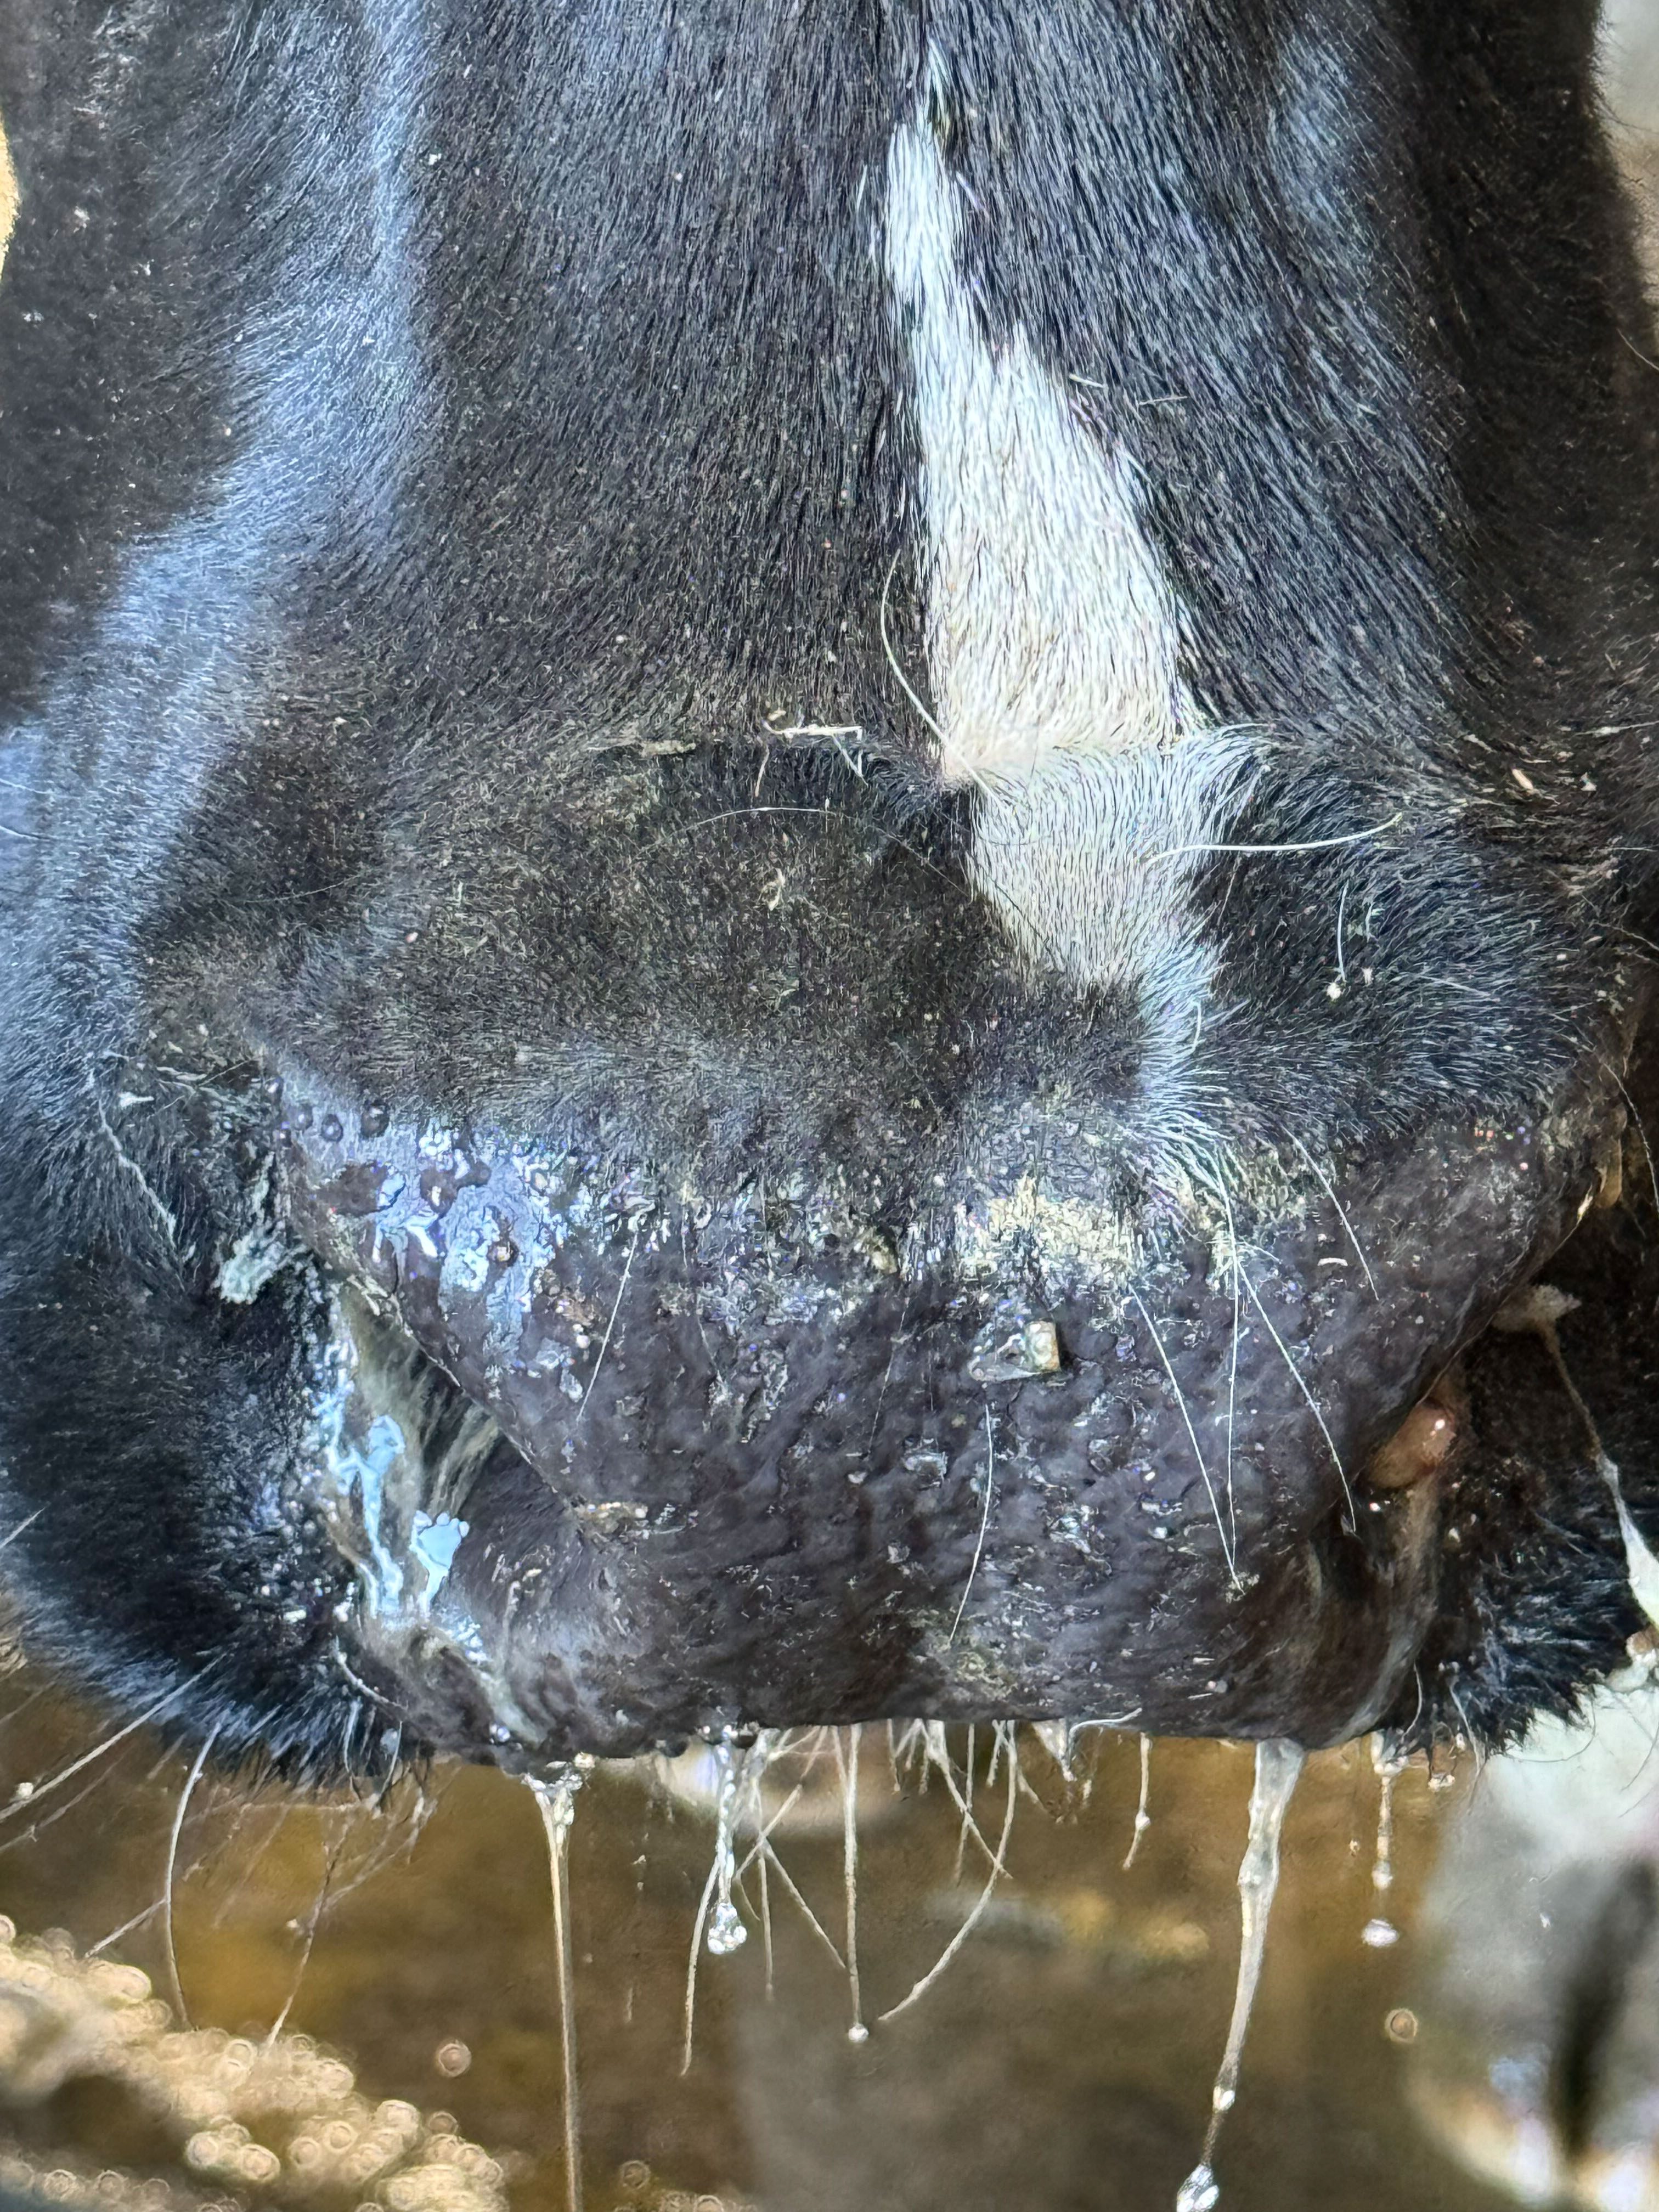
[274,1046,1633,1767]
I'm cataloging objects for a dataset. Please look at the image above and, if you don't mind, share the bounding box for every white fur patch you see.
[966,741,1242,998]
[885,72,1246,1023]
[885,89,1188,793]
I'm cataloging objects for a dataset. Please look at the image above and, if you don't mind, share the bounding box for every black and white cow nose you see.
[2,0,1658,1799]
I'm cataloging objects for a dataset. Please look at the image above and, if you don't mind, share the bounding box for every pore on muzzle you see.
[276,1047,1633,1767]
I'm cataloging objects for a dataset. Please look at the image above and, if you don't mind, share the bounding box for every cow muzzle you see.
[275,1041,1630,1767]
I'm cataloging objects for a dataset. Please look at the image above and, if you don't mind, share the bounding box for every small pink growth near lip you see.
[1368,1401,1457,1491]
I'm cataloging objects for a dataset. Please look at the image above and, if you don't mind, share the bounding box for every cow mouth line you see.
[269,1041,1637,1770]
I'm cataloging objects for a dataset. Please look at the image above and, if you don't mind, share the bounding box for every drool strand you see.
[528,1763,590,2212]
[706,1733,749,1959]
[1363,1734,1405,1949]
[1124,1732,1154,1871]
[1176,1737,1307,2212]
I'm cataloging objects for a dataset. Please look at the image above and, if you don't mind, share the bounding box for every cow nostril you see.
[1368,1400,1459,1491]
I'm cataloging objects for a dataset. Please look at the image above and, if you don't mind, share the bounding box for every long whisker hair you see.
[164,1727,219,2029]
[1127,1289,1239,1587]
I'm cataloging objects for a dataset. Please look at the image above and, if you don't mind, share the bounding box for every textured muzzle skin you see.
[278,1040,1632,1768]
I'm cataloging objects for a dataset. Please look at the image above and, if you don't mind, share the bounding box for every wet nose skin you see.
[279,1037,1627,1765]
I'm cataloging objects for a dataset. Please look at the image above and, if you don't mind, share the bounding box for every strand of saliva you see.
[528,1758,595,2212]
[1176,1738,1307,2212]
[1362,1734,1406,1949]
[706,1732,751,1957]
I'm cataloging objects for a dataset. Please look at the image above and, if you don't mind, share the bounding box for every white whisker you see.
[952,1724,978,1884]
[758,1844,774,2002]
[1127,1290,1238,1587]
[1288,1132,1379,1296]
[1193,1153,1244,1562]
[1146,812,1403,865]
[1240,1263,1355,1522]
[1600,1057,1659,1222]
[877,1734,1018,2024]
[164,1729,218,2029]
[210,1803,292,1927]
[949,1407,997,1644]
[0,1507,44,1553]
[263,1819,341,2050]
[87,1897,168,1958]
[0,1665,215,1829]
[759,1836,846,1973]
[681,1849,720,2075]
[574,1222,642,1430]
[838,1726,866,2042]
